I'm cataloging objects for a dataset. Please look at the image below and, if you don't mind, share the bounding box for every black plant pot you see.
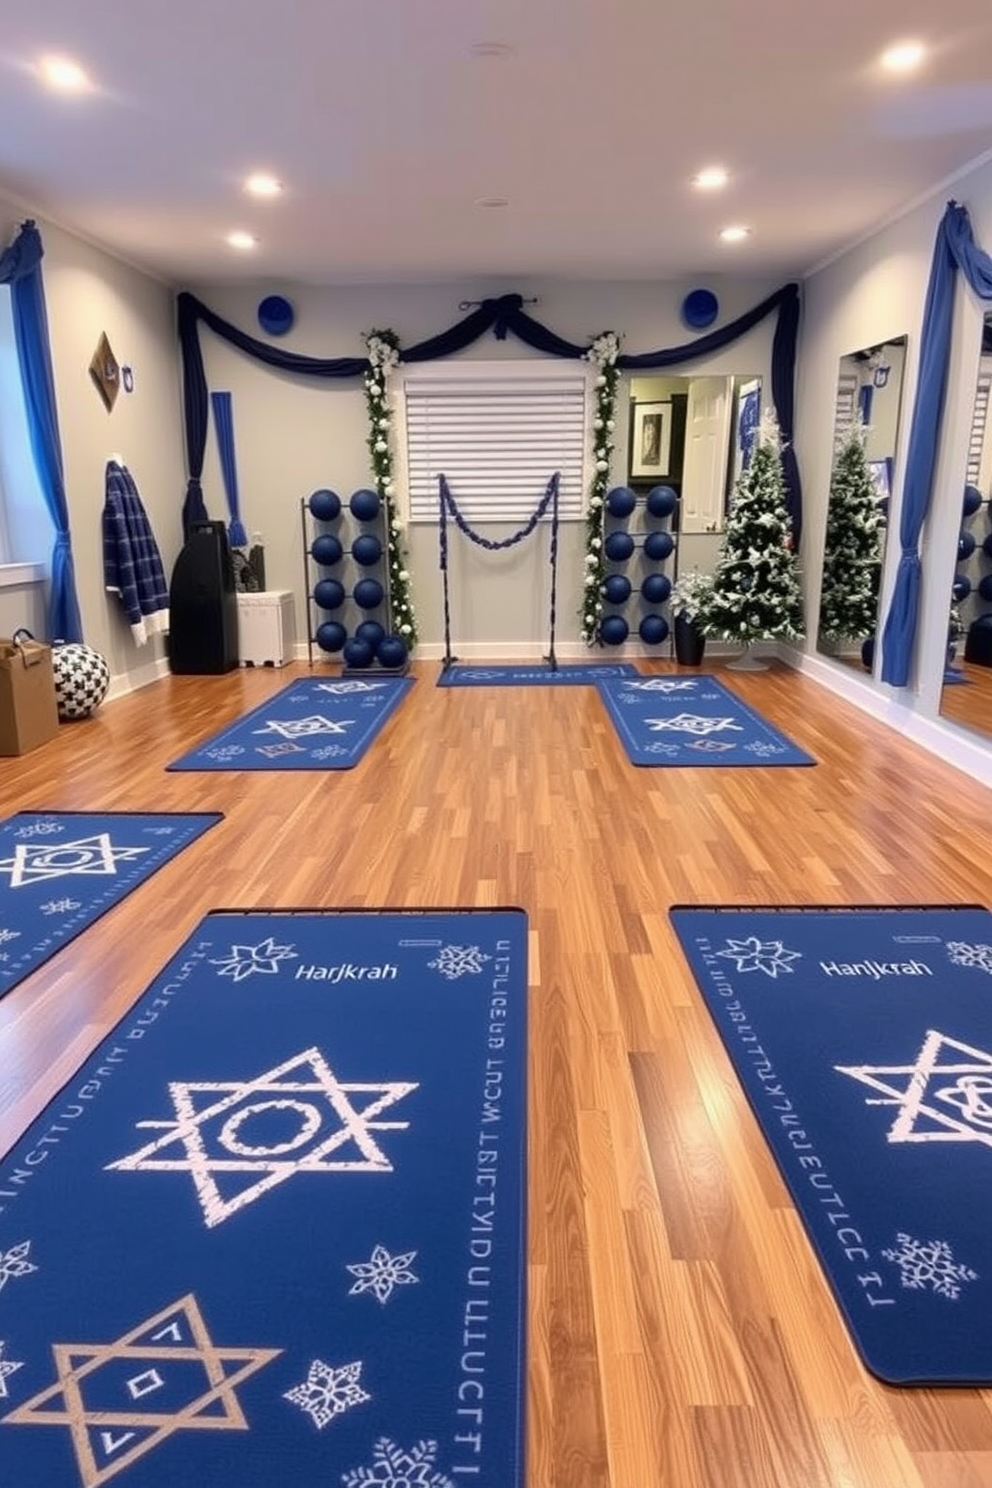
[673,613,706,666]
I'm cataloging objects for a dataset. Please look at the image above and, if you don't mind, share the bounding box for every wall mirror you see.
[627,373,762,583]
[939,311,992,740]
[815,337,908,673]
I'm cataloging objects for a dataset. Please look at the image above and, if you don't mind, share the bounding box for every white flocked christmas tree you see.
[703,410,805,653]
[818,418,884,644]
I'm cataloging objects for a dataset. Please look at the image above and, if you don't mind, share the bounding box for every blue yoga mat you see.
[167,677,414,771]
[0,812,221,1003]
[597,674,814,765]
[671,903,992,1384]
[0,907,527,1487]
[437,663,639,688]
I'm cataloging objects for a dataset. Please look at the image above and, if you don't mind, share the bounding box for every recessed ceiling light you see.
[244,172,283,198]
[692,166,729,190]
[37,55,91,93]
[470,41,515,58]
[476,196,509,209]
[226,231,257,251]
[719,225,751,243]
[880,39,925,72]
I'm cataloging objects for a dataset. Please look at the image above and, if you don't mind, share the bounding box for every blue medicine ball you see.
[603,573,632,604]
[352,533,383,567]
[979,574,992,602]
[983,532,992,560]
[959,530,976,561]
[311,533,343,567]
[313,577,346,611]
[308,488,341,521]
[861,635,876,670]
[641,572,672,604]
[376,635,408,669]
[343,637,374,668]
[355,620,386,647]
[353,577,384,610]
[952,574,973,603]
[963,484,983,517]
[643,530,674,562]
[604,531,635,562]
[316,620,347,653]
[606,486,637,518]
[350,488,381,521]
[645,485,677,518]
[599,615,629,646]
[639,613,669,645]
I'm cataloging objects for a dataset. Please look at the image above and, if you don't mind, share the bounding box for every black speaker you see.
[168,521,239,674]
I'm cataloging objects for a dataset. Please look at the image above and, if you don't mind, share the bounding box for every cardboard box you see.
[0,633,60,755]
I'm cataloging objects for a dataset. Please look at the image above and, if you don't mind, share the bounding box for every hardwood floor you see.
[1,657,991,1488]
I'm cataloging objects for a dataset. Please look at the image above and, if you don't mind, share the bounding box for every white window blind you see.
[966,370,991,487]
[834,372,858,442]
[402,368,588,524]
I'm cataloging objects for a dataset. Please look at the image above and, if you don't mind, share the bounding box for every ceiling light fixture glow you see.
[880,39,925,72]
[226,231,257,251]
[470,41,514,58]
[476,196,509,209]
[38,55,91,93]
[719,225,751,243]
[692,166,729,190]
[245,172,282,198]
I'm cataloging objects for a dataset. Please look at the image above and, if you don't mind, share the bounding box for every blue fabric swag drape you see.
[880,201,992,686]
[0,221,83,642]
[178,283,804,541]
[210,391,248,547]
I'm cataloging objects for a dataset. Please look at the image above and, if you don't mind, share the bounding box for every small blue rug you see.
[596,674,814,766]
[167,677,414,771]
[0,906,527,1487]
[437,662,639,688]
[943,669,970,685]
[0,812,221,1003]
[671,903,992,1385]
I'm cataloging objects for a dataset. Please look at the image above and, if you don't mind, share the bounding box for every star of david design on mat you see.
[625,678,698,692]
[0,835,149,888]
[645,713,742,735]
[836,1029,992,1147]
[347,1244,420,1304]
[316,680,387,695]
[1,1294,280,1488]
[253,714,354,741]
[106,1047,419,1227]
[283,1358,369,1428]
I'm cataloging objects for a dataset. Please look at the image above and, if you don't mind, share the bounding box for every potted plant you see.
[670,569,714,666]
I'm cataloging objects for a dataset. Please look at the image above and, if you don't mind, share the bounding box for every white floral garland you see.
[580,332,621,644]
[364,331,418,648]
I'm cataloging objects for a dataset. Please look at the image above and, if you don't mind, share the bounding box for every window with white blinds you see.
[834,371,858,442]
[400,365,589,524]
[966,369,991,487]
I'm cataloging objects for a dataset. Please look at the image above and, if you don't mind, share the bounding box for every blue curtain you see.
[178,282,804,540]
[209,391,247,547]
[880,201,992,686]
[0,221,83,642]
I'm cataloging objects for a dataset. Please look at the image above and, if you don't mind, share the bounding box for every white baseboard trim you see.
[105,655,170,702]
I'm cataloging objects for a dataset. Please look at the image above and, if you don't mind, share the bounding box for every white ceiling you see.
[1,1,991,288]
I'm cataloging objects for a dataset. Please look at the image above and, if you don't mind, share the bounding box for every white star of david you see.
[0,835,150,888]
[253,714,354,741]
[836,1029,992,1147]
[106,1047,419,1227]
[316,681,387,695]
[627,678,698,692]
[645,713,743,735]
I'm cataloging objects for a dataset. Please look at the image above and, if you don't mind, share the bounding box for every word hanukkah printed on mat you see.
[670,903,992,1385]
[167,676,414,771]
[436,662,640,688]
[596,674,814,766]
[0,812,222,1004]
[0,906,528,1487]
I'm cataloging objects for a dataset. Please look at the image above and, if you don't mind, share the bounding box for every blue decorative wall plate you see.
[257,294,295,336]
[682,288,719,330]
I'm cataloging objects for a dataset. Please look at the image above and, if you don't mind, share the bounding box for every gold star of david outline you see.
[0,835,150,888]
[107,1046,419,1227]
[2,1293,280,1488]
[835,1028,992,1147]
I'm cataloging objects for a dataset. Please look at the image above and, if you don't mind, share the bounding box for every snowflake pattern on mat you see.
[14,820,63,838]
[881,1233,978,1299]
[206,744,246,761]
[641,742,681,757]
[0,928,20,946]
[284,1358,369,1428]
[310,744,351,761]
[209,937,298,982]
[342,1437,456,1488]
[347,1244,419,1304]
[744,741,786,758]
[716,936,802,978]
[947,941,992,975]
[428,945,492,980]
[40,897,82,915]
[0,1241,37,1291]
[142,826,178,836]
